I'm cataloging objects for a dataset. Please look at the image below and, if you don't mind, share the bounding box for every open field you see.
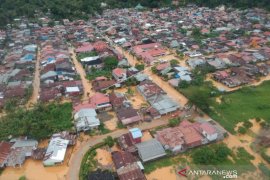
[180,81,270,133]
[209,81,270,133]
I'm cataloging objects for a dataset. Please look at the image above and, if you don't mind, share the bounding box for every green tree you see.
[170,59,179,66]
[104,136,114,147]
[104,56,118,70]
[238,126,247,134]
[135,63,145,71]
[168,118,181,127]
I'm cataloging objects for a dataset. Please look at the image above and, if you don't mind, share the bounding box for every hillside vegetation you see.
[0,0,270,28]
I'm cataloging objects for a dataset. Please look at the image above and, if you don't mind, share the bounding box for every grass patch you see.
[144,154,187,174]
[144,143,255,177]
[180,81,270,133]
[209,82,270,133]
[258,163,270,177]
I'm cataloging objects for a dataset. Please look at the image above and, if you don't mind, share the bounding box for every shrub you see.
[168,118,180,127]
[243,121,253,129]
[258,163,270,177]
[103,136,114,147]
[135,63,145,71]
[238,126,247,134]
[191,143,231,165]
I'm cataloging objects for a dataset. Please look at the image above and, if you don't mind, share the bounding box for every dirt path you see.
[69,47,94,100]
[26,48,41,107]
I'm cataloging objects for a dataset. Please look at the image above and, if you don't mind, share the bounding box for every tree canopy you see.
[0,102,73,141]
[1,0,269,28]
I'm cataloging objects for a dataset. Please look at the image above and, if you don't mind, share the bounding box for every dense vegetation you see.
[144,143,256,176]
[187,0,270,11]
[86,56,118,80]
[180,79,270,133]
[0,0,171,28]
[1,0,270,28]
[0,102,73,140]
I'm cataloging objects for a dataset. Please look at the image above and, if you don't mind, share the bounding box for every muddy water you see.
[0,159,68,180]
[141,131,153,142]
[104,112,117,131]
[69,47,94,100]
[146,166,178,180]
[95,148,113,166]
[129,87,147,109]
[26,49,41,108]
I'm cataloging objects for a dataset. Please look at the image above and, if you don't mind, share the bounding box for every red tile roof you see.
[113,68,126,77]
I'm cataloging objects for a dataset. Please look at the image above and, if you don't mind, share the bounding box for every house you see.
[133,43,166,65]
[116,163,146,180]
[40,71,58,83]
[92,77,116,92]
[74,108,100,132]
[112,68,127,82]
[117,134,137,153]
[43,137,69,166]
[137,80,180,115]
[129,128,143,144]
[51,131,77,146]
[135,139,166,162]
[178,120,204,148]
[109,91,126,109]
[151,95,180,115]
[112,151,137,169]
[112,150,146,180]
[75,42,94,53]
[173,66,192,82]
[199,122,218,141]
[0,142,12,168]
[137,80,166,102]
[80,56,102,68]
[116,107,142,125]
[7,138,38,167]
[207,58,227,70]
[65,86,81,96]
[93,41,108,52]
[187,58,205,69]
[156,127,185,153]
[88,92,112,111]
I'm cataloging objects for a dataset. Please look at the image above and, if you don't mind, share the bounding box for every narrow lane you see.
[69,47,94,100]
[115,45,189,106]
[27,47,41,107]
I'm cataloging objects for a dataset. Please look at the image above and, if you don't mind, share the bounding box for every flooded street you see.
[0,159,68,180]
[26,48,41,107]
[146,166,178,180]
[69,47,94,100]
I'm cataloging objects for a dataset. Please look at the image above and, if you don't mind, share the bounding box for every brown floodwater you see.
[0,159,68,180]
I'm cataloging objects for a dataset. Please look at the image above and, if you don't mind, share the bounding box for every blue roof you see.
[21,53,34,61]
[47,57,55,62]
[129,128,142,139]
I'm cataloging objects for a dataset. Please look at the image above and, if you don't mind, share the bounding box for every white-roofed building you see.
[74,108,100,132]
[43,137,69,166]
